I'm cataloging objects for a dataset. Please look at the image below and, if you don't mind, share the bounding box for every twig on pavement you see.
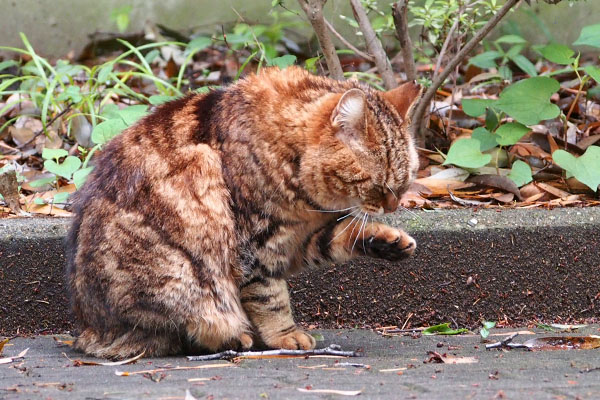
[187,344,361,361]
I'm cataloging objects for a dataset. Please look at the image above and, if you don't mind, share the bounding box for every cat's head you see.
[302,81,422,215]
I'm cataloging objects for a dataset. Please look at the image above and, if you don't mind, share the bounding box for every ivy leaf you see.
[41,148,68,161]
[573,24,600,48]
[73,166,94,189]
[268,55,297,69]
[535,43,575,65]
[468,51,501,69]
[149,95,177,105]
[91,118,127,145]
[187,37,212,53]
[44,156,82,180]
[462,98,496,117]
[472,127,497,152]
[423,323,468,336]
[495,77,560,126]
[552,146,600,192]
[97,63,113,83]
[52,191,70,204]
[508,160,533,187]
[56,86,82,103]
[495,122,531,146]
[585,65,600,84]
[480,321,496,339]
[444,138,492,168]
[509,54,538,77]
[117,104,149,126]
[494,35,527,44]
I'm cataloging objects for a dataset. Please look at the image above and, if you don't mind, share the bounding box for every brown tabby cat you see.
[66,66,421,359]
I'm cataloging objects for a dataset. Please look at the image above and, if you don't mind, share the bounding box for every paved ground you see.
[1,327,600,400]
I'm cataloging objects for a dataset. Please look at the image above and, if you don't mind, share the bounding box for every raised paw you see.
[362,225,416,261]
[265,327,316,350]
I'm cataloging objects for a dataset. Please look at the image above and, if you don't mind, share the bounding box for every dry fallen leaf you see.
[116,363,234,376]
[63,350,145,366]
[524,336,600,351]
[0,348,29,365]
[297,388,363,396]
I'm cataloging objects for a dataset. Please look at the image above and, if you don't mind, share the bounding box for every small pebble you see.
[467,218,478,227]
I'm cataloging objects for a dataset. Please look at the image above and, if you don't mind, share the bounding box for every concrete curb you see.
[1,208,599,335]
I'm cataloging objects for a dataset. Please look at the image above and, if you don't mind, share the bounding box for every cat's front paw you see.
[265,328,316,350]
[363,226,416,261]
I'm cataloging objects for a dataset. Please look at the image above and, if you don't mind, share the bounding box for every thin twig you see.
[485,333,530,350]
[187,344,361,361]
[297,0,344,80]
[410,0,521,139]
[324,18,374,62]
[392,0,417,82]
[349,0,397,89]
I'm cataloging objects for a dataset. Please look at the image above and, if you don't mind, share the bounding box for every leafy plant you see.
[110,5,133,33]
[469,34,536,80]
[480,320,496,339]
[422,322,468,335]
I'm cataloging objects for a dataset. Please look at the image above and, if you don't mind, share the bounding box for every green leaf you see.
[480,321,496,339]
[310,333,325,342]
[495,77,560,126]
[573,24,600,48]
[0,60,18,73]
[585,65,600,84]
[268,55,297,69]
[553,146,600,192]
[485,108,499,132]
[495,35,527,45]
[91,118,127,145]
[149,95,177,105]
[34,197,46,205]
[535,43,575,65]
[498,65,513,81]
[495,122,530,146]
[110,5,132,33]
[28,176,56,187]
[117,105,149,126]
[422,323,468,336]
[508,160,533,187]
[187,37,212,52]
[444,138,492,168]
[56,86,82,103]
[73,166,94,189]
[468,51,501,69]
[472,127,497,152]
[100,103,120,119]
[144,49,160,64]
[41,148,68,161]
[509,54,538,77]
[97,64,113,83]
[462,98,496,117]
[52,191,70,204]
[44,156,82,180]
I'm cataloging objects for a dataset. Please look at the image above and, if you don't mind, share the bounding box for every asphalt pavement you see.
[1,327,599,400]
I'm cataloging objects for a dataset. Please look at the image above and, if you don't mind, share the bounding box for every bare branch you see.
[324,18,375,62]
[411,0,521,138]
[187,344,362,361]
[297,0,344,80]
[392,0,417,82]
[349,0,397,89]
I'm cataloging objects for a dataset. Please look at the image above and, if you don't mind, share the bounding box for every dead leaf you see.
[297,388,363,396]
[578,134,600,150]
[0,338,9,355]
[0,348,29,365]
[63,350,144,366]
[535,182,571,199]
[466,175,522,200]
[448,188,492,206]
[0,170,27,216]
[8,126,34,147]
[415,178,474,196]
[490,192,514,203]
[524,336,600,351]
[116,363,233,376]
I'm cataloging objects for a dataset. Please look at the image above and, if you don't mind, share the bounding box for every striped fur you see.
[66,67,420,359]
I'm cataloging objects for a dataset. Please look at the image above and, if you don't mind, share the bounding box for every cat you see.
[65,66,421,359]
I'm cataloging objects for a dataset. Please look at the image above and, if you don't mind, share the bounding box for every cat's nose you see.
[382,192,399,213]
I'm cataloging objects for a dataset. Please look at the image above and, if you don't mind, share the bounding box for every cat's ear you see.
[383,81,422,123]
[331,88,366,131]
